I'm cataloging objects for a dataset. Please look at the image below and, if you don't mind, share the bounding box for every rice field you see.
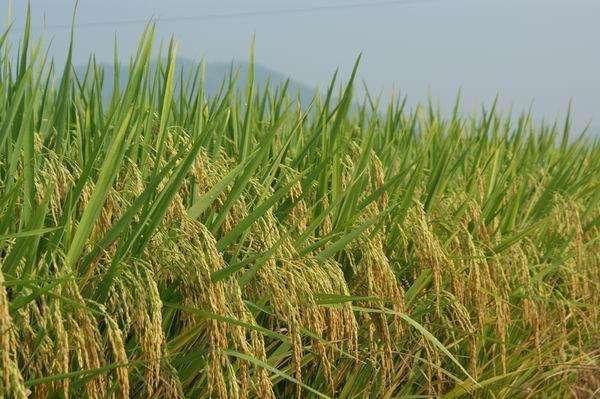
[1,20,599,399]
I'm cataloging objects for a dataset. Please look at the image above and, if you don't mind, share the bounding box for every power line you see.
[16,0,439,31]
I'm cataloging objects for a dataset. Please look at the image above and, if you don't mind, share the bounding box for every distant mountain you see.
[75,58,316,105]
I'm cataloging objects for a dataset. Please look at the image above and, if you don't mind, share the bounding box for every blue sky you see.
[3,0,600,131]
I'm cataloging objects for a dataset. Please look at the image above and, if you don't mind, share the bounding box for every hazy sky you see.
[3,0,600,131]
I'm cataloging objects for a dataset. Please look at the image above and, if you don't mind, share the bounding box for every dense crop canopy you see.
[1,16,599,399]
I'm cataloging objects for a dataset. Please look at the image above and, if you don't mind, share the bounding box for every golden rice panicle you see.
[407,204,447,315]
[511,244,543,356]
[13,281,107,398]
[107,266,173,397]
[145,228,230,397]
[105,315,130,399]
[288,175,309,231]
[449,236,467,304]
[553,198,595,304]
[12,299,37,392]
[346,209,406,384]
[131,267,169,396]
[207,237,275,397]
[370,152,388,209]
[321,196,333,236]
[294,256,359,394]
[188,222,242,399]
[64,284,107,399]
[51,300,71,398]
[0,270,29,399]
[149,213,277,398]
[225,283,274,399]
[458,223,489,332]
[38,151,79,215]
[245,211,360,395]
[319,259,360,357]
[247,218,306,393]
[491,257,511,373]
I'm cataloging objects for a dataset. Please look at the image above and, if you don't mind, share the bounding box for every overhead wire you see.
[13,0,440,31]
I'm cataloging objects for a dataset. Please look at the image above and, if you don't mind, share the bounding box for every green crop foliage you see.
[1,12,599,399]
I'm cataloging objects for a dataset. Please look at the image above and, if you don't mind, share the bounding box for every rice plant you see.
[1,13,599,399]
